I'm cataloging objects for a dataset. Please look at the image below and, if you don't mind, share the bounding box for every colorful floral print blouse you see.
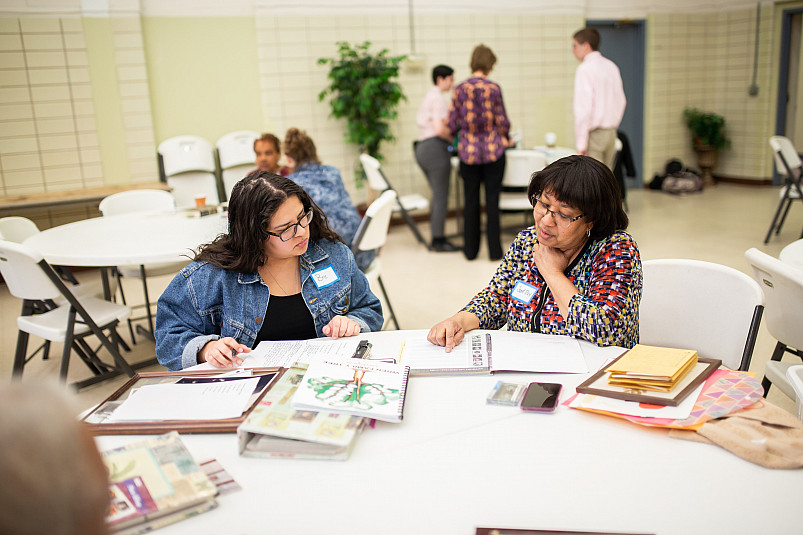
[447,77,510,165]
[463,227,642,348]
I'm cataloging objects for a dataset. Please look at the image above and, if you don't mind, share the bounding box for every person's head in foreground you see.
[202,171,341,273]
[253,133,282,174]
[0,382,110,535]
[528,154,628,252]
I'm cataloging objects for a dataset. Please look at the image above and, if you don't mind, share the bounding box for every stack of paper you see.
[238,365,367,461]
[103,432,218,535]
[605,344,698,392]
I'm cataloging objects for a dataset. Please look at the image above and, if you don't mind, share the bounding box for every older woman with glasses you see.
[428,155,641,352]
[155,172,383,370]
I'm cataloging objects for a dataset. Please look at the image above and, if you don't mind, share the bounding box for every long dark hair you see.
[196,171,342,272]
[527,155,628,240]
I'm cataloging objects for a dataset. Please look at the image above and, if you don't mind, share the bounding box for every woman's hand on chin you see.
[533,243,571,277]
[322,316,361,339]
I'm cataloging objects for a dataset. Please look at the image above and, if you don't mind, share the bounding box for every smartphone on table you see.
[520,382,562,412]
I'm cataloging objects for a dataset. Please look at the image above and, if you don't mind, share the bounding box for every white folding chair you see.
[157,135,220,208]
[498,150,547,230]
[216,130,259,201]
[360,153,430,249]
[639,259,764,371]
[765,136,803,244]
[99,189,187,343]
[0,240,134,389]
[351,190,399,330]
[0,216,85,286]
[788,365,803,421]
[744,248,803,399]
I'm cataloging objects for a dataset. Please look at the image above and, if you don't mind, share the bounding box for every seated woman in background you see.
[253,133,292,176]
[155,172,383,370]
[428,155,641,351]
[284,127,375,270]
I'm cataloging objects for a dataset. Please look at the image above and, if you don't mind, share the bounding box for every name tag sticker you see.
[510,280,538,304]
[311,265,340,289]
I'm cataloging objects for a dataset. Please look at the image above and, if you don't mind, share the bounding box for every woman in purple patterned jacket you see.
[447,44,512,261]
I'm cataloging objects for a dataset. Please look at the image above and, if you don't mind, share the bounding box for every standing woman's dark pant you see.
[459,153,506,261]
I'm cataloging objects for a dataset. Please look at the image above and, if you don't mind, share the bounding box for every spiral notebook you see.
[290,358,410,423]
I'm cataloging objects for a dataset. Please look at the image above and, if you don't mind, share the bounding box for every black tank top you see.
[255,293,317,343]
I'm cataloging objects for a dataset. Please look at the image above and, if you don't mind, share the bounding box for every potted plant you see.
[318,41,406,185]
[683,107,731,185]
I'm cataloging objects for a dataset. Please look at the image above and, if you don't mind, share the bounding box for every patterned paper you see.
[568,369,764,430]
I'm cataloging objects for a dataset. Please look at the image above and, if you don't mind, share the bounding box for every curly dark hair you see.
[195,171,343,272]
[527,155,627,240]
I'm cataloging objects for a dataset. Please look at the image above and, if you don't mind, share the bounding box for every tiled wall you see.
[0,2,785,228]
[645,6,775,181]
[0,15,157,227]
[112,16,158,184]
[0,17,102,195]
[256,12,582,205]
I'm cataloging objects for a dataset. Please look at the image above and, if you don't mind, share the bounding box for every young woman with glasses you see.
[155,172,383,370]
[428,155,641,352]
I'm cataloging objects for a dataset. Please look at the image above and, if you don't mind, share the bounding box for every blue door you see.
[588,20,646,188]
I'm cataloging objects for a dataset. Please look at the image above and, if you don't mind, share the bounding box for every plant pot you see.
[693,144,718,187]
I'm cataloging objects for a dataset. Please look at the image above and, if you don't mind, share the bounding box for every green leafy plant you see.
[683,107,731,150]
[318,42,406,182]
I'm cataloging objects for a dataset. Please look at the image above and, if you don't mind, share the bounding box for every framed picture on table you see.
[82,368,283,435]
[575,356,721,407]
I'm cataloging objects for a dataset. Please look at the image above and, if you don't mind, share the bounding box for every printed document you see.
[108,377,260,421]
[238,339,361,368]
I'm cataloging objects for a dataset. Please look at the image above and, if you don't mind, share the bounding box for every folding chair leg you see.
[377,275,400,330]
[114,268,137,345]
[12,330,30,377]
[59,308,78,380]
[138,264,156,339]
[761,341,787,397]
[776,198,793,235]
[73,340,105,375]
[764,197,789,244]
[396,200,431,250]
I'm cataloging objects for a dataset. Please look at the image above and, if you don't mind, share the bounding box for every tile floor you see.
[1,182,801,414]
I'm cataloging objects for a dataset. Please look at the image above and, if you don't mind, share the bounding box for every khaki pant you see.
[587,128,617,170]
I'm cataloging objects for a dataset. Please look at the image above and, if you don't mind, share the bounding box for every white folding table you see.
[95,331,802,535]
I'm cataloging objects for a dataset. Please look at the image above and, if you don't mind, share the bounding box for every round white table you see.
[95,331,803,535]
[24,210,228,268]
[779,239,803,270]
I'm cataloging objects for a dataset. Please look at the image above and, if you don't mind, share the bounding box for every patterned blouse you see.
[463,227,642,348]
[447,77,510,165]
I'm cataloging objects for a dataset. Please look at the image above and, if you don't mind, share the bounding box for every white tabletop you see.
[23,211,228,267]
[95,331,801,534]
[780,239,803,270]
[533,145,577,165]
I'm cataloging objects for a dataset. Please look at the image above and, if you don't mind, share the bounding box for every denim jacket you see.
[155,239,383,370]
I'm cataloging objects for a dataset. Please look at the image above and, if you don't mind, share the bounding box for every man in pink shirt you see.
[572,27,626,170]
[414,64,457,252]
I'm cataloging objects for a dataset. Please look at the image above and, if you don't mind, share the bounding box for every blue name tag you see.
[510,280,538,304]
[310,265,340,289]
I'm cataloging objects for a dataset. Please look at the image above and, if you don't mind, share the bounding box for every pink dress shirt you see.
[573,51,626,152]
[416,86,449,141]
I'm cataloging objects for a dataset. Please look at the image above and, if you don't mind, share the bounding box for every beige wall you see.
[645,6,776,182]
[0,2,789,226]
